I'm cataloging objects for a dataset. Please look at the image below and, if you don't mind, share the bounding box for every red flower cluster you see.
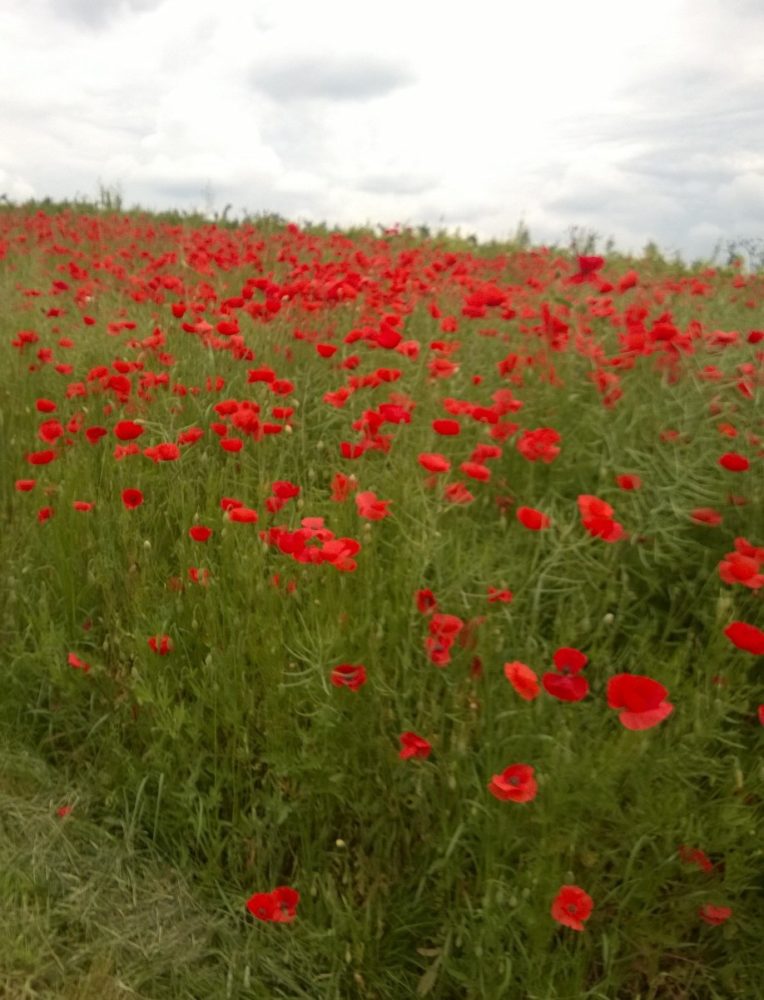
[578,495,625,542]
[246,886,300,923]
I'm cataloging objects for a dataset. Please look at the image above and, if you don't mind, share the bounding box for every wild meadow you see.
[0,204,761,999]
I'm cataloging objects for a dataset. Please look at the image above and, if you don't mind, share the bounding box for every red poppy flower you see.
[416,589,438,615]
[718,550,764,589]
[487,586,513,604]
[85,426,108,445]
[516,427,561,463]
[723,621,764,655]
[691,508,723,526]
[27,449,56,466]
[114,420,144,441]
[220,437,243,452]
[36,398,57,413]
[355,491,392,520]
[73,501,94,512]
[552,647,588,674]
[719,452,749,472]
[542,673,589,702]
[698,904,732,926]
[487,763,538,802]
[516,506,551,530]
[606,673,673,729]
[67,652,91,672]
[189,525,213,542]
[246,886,300,923]
[504,661,540,701]
[432,418,461,436]
[228,505,259,523]
[551,885,593,931]
[444,481,474,504]
[399,732,432,760]
[148,634,173,655]
[37,506,55,523]
[418,452,451,474]
[15,479,36,492]
[121,488,144,509]
[330,472,357,501]
[330,663,367,690]
[615,474,642,490]
[460,461,491,482]
[678,845,714,873]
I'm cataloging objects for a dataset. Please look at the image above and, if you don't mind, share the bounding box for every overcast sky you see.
[1,0,762,258]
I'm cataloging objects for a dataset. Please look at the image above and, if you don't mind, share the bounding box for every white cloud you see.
[0,0,761,258]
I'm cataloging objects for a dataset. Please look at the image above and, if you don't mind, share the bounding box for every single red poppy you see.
[504,661,540,701]
[723,621,764,655]
[121,488,144,509]
[399,732,432,760]
[516,506,551,530]
[698,904,732,926]
[551,885,593,931]
[606,673,673,729]
[114,420,144,441]
[148,634,173,655]
[487,763,538,802]
[719,452,749,472]
[330,663,367,690]
[189,525,213,542]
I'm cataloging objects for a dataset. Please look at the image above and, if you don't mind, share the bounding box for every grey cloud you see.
[251,55,414,102]
[51,0,165,28]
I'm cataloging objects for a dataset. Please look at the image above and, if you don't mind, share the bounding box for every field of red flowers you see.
[0,204,761,999]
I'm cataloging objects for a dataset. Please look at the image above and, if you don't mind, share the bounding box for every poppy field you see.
[0,204,762,999]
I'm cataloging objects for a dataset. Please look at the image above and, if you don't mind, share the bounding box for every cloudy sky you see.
[1,0,762,258]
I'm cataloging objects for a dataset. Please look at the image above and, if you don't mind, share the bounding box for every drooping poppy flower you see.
[121,488,144,509]
[487,763,538,803]
[550,885,594,931]
[723,621,764,655]
[503,661,540,701]
[399,732,432,760]
[355,491,392,520]
[330,663,367,690]
[189,525,213,542]
[606,673,673,729]
[698,904,732,926]
[246,886,300,923]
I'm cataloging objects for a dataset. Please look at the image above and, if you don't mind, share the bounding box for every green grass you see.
[0,203,762,998]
